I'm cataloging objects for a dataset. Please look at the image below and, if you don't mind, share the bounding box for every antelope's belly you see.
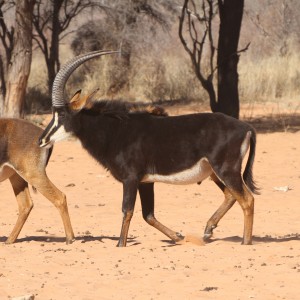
[142,158,212,185]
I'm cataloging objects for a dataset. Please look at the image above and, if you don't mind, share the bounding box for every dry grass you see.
[27,42,300,113]
[239,51,300,104]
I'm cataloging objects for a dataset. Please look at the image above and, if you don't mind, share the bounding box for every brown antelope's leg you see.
[6,173,34,244]
[139,183,184,243]
[204,174,236,240]
[212,169,254,245]
[117,180,138,247]
[228,184,254,245]
[23,171,75,244]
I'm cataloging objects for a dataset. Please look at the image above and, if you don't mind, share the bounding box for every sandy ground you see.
[0,106,300,300]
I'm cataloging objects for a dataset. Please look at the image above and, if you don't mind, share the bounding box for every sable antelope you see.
[0,118,74,244]
[39,50,259,247]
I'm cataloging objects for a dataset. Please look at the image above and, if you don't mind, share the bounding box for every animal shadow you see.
[0,234,139,246]
[0,235,66,243]
[79,235,140,246]
[207,233,300,244]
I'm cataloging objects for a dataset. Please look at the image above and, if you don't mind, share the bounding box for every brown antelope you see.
[39,50,259,247]
[0,118,74,244]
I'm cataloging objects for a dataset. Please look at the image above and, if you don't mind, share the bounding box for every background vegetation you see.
[11,0,300,113]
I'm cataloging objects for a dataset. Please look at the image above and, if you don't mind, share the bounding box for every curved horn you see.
[52,50,120,107]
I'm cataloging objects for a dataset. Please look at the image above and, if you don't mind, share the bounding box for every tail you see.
[243,129,260,195]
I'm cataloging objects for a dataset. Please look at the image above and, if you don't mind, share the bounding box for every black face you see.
[39,107,68,148]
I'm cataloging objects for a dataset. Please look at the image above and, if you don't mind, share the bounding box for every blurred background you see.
[0,0,299,122]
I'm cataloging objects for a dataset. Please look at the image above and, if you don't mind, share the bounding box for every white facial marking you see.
[142,158,213,185]
[41,112,59,145]
[49,125,71,143]
[54,112,59,126]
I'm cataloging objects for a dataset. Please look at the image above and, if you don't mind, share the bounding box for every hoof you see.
[116,240,127,247]
[5,239,15,245]
[173,232,185,244]
[241,241,252,245]
[174,232,185,242]
[203,233,212,241]
[203,224,217,241]
[66,237,76,245]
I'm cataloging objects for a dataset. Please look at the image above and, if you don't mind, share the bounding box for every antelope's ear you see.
[84,88,100,109]
[69,90,82,103]
[68,89,86,112]
[68,89,99,112]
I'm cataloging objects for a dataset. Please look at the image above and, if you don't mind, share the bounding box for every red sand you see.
[0,107,299,299]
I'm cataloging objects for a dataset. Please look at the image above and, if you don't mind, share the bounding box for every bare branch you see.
[0,1,14,65]
[237,42,250,54]
[179,0,217,87]
[179,0,218,110]
[179,0,193,59]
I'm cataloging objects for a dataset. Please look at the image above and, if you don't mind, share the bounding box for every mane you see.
[83,100,168,119]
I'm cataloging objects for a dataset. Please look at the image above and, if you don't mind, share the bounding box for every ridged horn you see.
[52,50,120,107]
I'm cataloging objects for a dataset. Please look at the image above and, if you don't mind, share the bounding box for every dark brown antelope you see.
[39,50,259,247]
[0,118,74,244]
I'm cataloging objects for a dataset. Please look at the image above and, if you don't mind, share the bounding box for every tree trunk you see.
[0,57,5,115]
[3,0,35,117]
[217,0,244,119]
[47,0,63,96]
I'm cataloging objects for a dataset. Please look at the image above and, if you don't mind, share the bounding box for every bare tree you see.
[0,0,35,117]
[179,0,247,118]
[71,0,179,96]
[32,0,100,96]
[0,0,14,115]
[245,0,300,57]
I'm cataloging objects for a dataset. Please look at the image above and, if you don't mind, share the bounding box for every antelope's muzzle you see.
[39,108,66,148]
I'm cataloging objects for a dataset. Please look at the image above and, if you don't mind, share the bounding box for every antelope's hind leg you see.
[6,172,33,244]
[203,173,236,240]
[139,183,184,243]
[209,171,254,245]
[229,183,254,245]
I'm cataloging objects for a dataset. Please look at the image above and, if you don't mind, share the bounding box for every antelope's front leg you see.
[117,180,138,247]
[139,183,184,243]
